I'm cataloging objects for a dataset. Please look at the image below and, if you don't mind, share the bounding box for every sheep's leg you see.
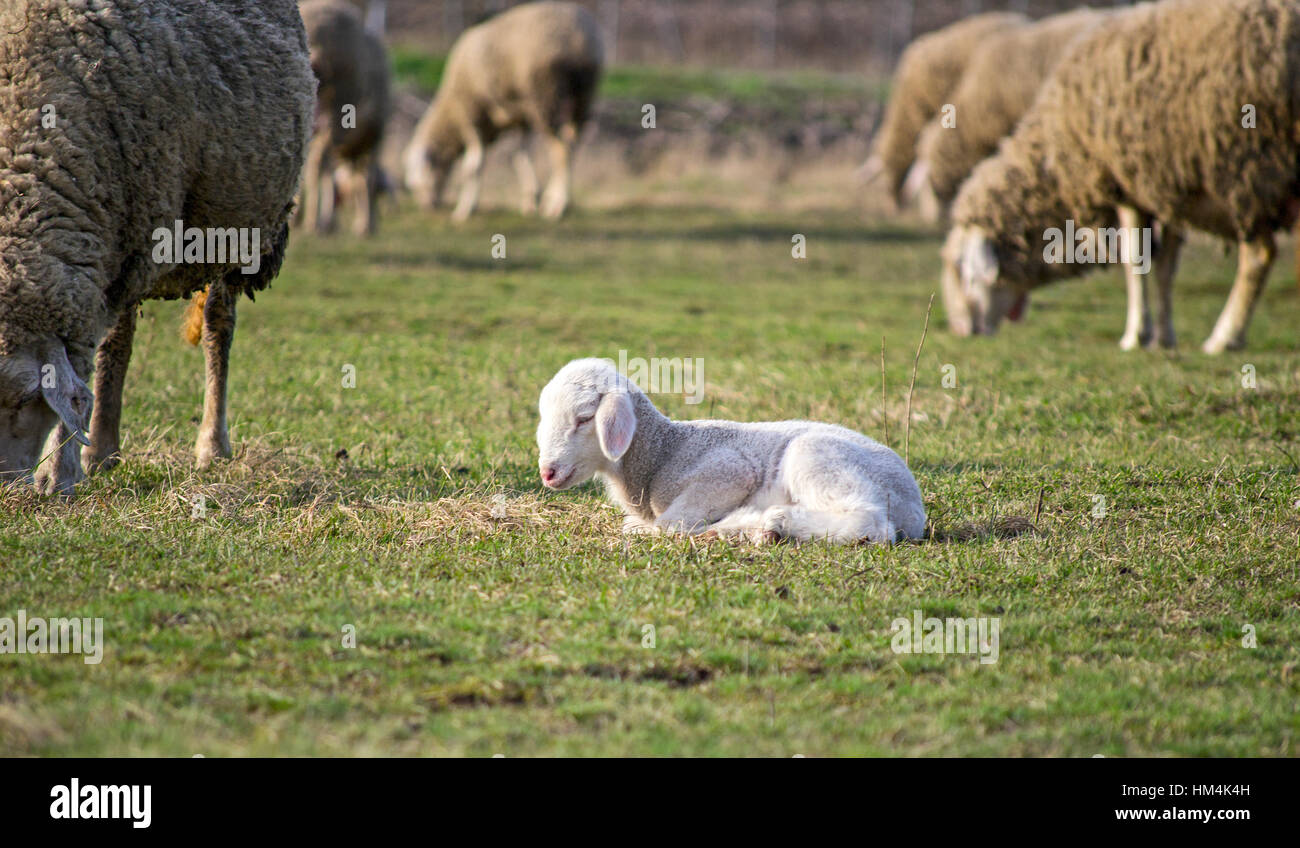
[82,304,136,472]
[1203,233,1275,354]
[539,125,576,220]
[1117,206,1152,351]
[34,424,85,497]
[300,133,332,233]
[451,135,484,222]
[350,160,379,236]
[513,141,540,215]
[1149,225,1183,349]
[195,277,236,469]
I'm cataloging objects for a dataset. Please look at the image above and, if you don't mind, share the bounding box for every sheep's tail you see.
[924,515,1038,543]
[181,288,207,346]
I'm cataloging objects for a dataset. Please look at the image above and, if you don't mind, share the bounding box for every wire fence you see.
[384,0,1136,72]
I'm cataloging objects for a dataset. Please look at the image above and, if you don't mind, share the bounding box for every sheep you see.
[913,7,1110,219]
[536,359,926,544]
[941,0,1300,355]
[859,11,1027,210]
[0,0,315,494]
[403,1,603,221]
[298,0,392,236]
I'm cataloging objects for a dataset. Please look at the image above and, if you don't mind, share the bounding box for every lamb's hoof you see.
[1118,335,1139,352]
[748,528,781,546]
[520,197,539,216]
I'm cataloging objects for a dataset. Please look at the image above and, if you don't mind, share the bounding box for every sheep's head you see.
[402,137,457,211]
[537,359,637,490]
[0,338,92,491]
[940,225,1029,337]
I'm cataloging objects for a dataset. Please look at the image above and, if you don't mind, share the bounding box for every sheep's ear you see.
[39,345,92,446]
[961,235,998,296]
[596,390,636,461]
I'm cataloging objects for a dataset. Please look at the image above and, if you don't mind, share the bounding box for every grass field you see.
[2,192,1299,756]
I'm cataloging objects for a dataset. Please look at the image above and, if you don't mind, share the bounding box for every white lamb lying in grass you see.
[536,358,926,544]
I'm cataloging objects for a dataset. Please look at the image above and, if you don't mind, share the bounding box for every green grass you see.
[390,45,883,111]
[2,200,1298,756]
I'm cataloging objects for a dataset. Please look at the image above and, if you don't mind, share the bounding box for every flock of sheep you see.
[0,0,1294,543]
[868,0,1299,356]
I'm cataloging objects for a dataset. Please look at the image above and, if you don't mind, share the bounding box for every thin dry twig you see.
[904,293,935,466]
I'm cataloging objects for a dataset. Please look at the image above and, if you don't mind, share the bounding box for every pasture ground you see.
[2,64,1298,756]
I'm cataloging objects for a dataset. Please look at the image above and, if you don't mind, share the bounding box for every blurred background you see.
[362,1,1133,215]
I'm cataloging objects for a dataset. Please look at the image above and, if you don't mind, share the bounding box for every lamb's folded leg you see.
[704,506,768,539]
[1118,205,1152,351]
[622,514,658,535]
[1203,232,1275,354]
[195,277,236,469]
[82,304,137,472]
[653,453,757,536]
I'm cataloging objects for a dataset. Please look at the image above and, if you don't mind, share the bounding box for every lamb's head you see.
[940,224,1030,337]
[537,358,638,490]
[0,338,92,489]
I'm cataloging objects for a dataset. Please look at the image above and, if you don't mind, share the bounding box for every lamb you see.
[536,359,926,544]
[859,11,1027,210]
[402,1,603,221]
[941,0,1300,355]
[0,0,315,494]
[298,0,392,236]
[913,7,1109,218]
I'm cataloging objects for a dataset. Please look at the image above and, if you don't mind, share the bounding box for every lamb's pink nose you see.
[541,466,559,484]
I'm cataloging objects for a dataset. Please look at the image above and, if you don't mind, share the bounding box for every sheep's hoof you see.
[540,190,567,220]
[33,467,79,499]
[194,435,232,470]
[749,529,781,546]
[81,446,121,474]
[1201,336,1232,355]
[1147,332,1176,350]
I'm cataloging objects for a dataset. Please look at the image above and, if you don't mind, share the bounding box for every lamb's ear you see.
[39,345,92,446]
[595,389,636,461]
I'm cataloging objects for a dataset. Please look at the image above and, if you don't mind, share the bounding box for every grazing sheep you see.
[298,0,392,236]
[536,359,926,544]
[859,11,1026,209]
[941,0,1300,354]
[403,1,603,221]
[0,0,314,494]
[913,7,1109,218]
